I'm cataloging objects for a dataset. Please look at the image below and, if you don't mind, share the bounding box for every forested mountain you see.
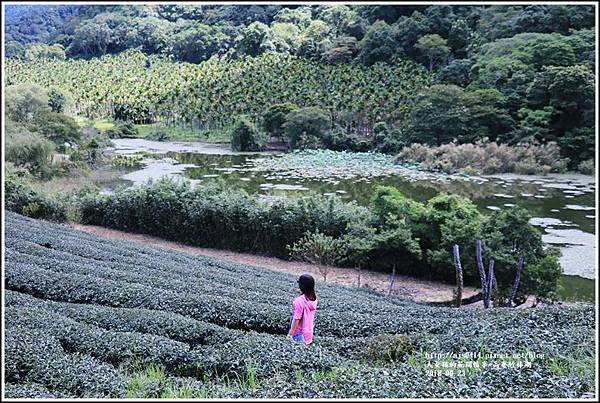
[4,5,81,54]
[6,4,595,64]
[4,3,596,169]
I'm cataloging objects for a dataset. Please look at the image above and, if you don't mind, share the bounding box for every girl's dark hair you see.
[298,274,317,301]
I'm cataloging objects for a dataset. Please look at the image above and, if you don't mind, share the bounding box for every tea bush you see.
[5,292,239,348]
[4,212,595,398]
[360,334,416,363]
[4,382,74,399]
[6,306,193,367]
[5,326,125,397]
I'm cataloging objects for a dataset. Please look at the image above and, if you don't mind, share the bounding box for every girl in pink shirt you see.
[287,274,318,345]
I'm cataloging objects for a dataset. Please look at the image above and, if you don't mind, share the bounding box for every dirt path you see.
[71,224,481,304]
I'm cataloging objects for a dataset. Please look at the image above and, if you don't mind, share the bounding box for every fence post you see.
[388,264,396,296]
[452,244,463,307]
[476,240,489,308]
[510,256,525,307]
[486,258,495,308]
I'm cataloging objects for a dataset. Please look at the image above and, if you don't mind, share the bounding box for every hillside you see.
[4,212,595,398]
[5,50,432,130]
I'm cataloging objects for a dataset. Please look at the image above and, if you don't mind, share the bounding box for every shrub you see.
[288,231,344,281]
[5,124,55,174]
[558,127,595,169]
[31,111,81,149]
[4,212,595,398]
[411,193,482,281]
[371,122,406,154]
[5,169,67,221]
[339,220,423,275]
[48,87,68,113]
[7,305,193,368]
[262,103,298,139]
[113,103,152,124]
[6,291,239,348]
[365,186,560,296]
[76,177,367,258]
[106,121,139,139]
[25,352,126,398]
[5,84,50,123]
[480,208,562,302]
[322,129,370,152]
[72,178,560,297]
[4,382,73,398]
[190,334,345,378]
[230,116,266,151]
[5,326,125,397]
[5,327,65,383]
[367,186,480,280]
[284,107,330,150]
[577,159,595,175]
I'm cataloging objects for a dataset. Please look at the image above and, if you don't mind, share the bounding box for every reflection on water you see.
[557,275,595,302]
[104,142,596,301]
[121,157,197,186]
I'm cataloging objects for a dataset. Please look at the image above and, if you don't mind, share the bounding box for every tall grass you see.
[396,141,570,175]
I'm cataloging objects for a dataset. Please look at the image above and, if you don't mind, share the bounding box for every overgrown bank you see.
[6,171,562,304]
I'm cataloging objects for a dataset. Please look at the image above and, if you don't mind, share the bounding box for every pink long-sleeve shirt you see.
[291,294,318,344]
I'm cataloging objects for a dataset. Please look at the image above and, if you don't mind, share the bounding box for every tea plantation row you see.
[4,212,595,398]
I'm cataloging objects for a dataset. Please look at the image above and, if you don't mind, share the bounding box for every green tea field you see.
[4,212,595,398]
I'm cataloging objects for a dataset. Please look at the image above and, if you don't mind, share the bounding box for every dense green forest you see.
[4,4,596,170]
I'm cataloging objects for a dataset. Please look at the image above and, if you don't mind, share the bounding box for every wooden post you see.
[388,264,396,296]
[319,265,327,283]
[452,244,463,307]
[510,256,525,307]
[357,265,361,289]
[476,240,489,308]
[486,258,494,308]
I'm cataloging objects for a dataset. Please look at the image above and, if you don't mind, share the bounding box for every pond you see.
[106,139,596,302]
